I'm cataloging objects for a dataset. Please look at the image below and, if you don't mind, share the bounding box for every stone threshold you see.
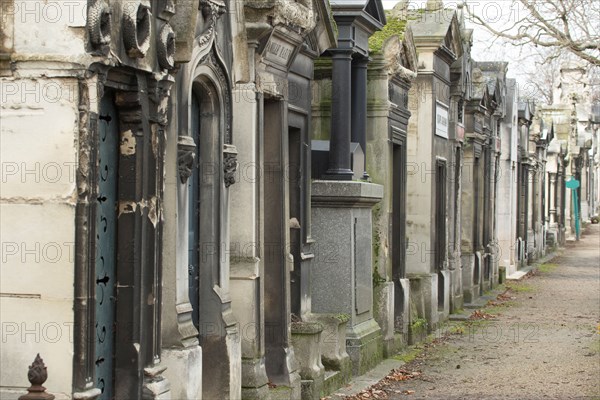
[507,249,561,281]
[325,358,405,399]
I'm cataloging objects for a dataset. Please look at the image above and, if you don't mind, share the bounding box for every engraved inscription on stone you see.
[264,37,295,67]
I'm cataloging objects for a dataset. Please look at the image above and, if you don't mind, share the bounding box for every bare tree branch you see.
[464,0,600,66]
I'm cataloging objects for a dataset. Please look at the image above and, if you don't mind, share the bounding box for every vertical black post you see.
[351,56,369,180]
[325,49,354,180]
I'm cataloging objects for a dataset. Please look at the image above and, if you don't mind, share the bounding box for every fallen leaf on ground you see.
[469,310,496,320]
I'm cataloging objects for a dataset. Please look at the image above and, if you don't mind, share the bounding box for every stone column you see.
[580,155,590,220]
[548,173,557,226]
[161,132,203,400]
[325,49,354,180]
[351,56,369,179]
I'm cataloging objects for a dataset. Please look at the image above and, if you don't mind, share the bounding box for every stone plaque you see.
[435,102,449,139]
[265,39,294,65]
[261,29,301,71]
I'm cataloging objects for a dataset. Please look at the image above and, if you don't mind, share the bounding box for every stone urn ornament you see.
[19,354,55,400]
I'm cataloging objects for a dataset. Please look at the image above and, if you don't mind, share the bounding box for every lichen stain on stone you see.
[119,201,137,215]
[147,196,159,227]
[151,125,159,158]
[120,129,136,155]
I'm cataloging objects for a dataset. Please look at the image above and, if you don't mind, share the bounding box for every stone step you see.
[324,370,340,381]
[448,312,471,321]
[463,295,494,309]
[268,385,293,400]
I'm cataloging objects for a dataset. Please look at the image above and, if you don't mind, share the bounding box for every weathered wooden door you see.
[95,93,119,399]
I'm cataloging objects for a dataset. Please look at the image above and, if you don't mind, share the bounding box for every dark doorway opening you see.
[392,143,406,330]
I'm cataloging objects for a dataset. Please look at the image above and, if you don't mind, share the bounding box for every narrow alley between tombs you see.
[339,224,600,400]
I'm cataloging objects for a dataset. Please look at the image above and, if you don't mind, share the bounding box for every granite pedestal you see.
[310,180,384,376]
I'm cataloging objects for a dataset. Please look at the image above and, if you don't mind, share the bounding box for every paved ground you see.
[342,224,600,400]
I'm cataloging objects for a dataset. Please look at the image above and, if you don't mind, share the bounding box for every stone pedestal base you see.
[240,357,270,400]
[161,346,202,400]
[142,365,171,400]
[546,227,558,249]
[346,319,383,376]
[461,253,481,304]
[436,270,450,323]
[310,181,383,378]
[230,262,269,400]
[291,322,325,400]
[267,367,301,400]
[448,269,464,313]
[374,281,408,357]
[307,314,351,396]
[407,273,439,334]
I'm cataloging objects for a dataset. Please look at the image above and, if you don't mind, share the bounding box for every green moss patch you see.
[369,14,409,54]
[505,281,535,293]
[537,263,558,273]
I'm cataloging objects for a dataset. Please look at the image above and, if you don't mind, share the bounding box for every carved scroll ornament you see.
[87,0,112,47]
[123,0,152,58]
[157,23,176,70]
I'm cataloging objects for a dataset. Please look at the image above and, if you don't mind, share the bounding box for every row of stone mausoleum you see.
[1,0,598,399]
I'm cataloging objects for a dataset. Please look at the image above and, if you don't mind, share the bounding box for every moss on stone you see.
[327,0,338,38]
[369,13,409,54]
[372,203,385,286]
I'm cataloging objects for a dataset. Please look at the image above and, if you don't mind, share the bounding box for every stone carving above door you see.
[157,23,176,70]
[197,0,226,53]
[123,0,152,58]
[244,0,316,39]
[87,0,112,48]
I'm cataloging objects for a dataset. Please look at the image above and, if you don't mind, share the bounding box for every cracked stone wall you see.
[1,75,81,399]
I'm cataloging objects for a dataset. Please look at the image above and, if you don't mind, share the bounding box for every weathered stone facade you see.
[366,21,417,357]
[404,5,463,333]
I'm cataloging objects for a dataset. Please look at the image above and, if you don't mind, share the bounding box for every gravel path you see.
[362,224,600,400]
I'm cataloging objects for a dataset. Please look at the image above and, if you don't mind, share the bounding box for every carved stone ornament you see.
[178,136,197,184]
[18,354,55,400]
[123,0,152,58]
[149,75,175,126]
[209,51,232,144]
[273,0,316,33]
[87,0,111,47]
[196,0,226,51]
[157,0,175,20]
[157,23,176,70]
[223,144,238,188]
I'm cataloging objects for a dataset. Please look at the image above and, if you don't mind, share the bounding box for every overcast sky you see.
[382,1,538,90]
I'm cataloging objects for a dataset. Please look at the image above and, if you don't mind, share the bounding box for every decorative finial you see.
[426,0,443,11]
[19,354,55,400]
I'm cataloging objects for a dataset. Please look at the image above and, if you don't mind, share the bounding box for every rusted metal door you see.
[95,93,118,399]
